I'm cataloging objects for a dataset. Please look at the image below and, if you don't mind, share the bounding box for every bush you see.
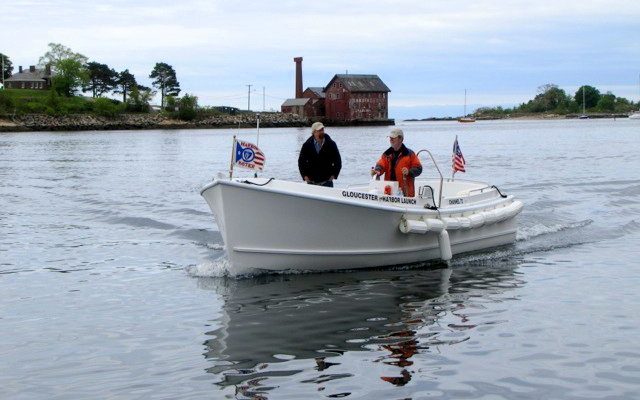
[0,91,16,115]
[177,94,198,121]
[93,97,124,118]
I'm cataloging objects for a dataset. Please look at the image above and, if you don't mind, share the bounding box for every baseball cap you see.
[388,128,404,138]
[311,122,325,132]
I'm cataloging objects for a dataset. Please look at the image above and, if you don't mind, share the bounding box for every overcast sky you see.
[2,0,640,118]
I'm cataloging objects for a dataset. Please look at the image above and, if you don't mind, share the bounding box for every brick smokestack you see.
[294,57,303,98]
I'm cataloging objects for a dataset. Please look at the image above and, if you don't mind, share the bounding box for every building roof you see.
[281,98,310,107]
[326,74,391,93]
[5,67,53,82]
[305,87,326,98]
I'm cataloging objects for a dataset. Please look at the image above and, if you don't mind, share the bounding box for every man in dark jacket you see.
[298,122,342,187]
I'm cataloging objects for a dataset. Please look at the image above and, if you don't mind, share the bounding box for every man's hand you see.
[402,167,409,176]
[304,176,311,182]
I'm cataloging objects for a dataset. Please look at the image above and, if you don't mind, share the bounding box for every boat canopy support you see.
[416,149,444,208]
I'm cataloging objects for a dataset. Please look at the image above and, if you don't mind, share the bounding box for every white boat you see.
[200,150,523,275]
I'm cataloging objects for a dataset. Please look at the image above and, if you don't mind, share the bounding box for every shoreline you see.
[0,113,395,132]
[0,113,309,133]
[404,113,632,122]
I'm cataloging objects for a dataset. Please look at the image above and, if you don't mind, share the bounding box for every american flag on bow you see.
[452,136,466,175]
[233,138,265,171]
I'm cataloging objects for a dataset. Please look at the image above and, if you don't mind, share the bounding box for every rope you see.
[491,185,508,198]
[242,178,275,186]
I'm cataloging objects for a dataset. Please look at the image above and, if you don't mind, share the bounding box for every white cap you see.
[311,121,325,132]
[388,128,404,138]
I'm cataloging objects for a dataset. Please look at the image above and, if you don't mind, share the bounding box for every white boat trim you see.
[233,229,517,256]
[201,178,516,216]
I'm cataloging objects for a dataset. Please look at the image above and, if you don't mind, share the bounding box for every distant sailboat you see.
[458,89,476,123]
[629,74,640,119]
[578,86,589,119]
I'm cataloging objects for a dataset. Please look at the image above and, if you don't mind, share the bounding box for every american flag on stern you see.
[234,139,265,171]
[452,136,466,174]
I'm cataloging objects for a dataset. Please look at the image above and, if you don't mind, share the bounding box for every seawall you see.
[0,112,309,132]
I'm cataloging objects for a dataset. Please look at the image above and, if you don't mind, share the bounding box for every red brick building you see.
[281,57,392,124]
[281,98,311,117]
[302,87,325,118]
[324,74,390,122]
[4,64,54,90]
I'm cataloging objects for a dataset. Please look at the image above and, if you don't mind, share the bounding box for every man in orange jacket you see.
[372,129,422,197]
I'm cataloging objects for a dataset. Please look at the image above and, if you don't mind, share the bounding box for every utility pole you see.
[1,54,5,88]
[246,84,252,111]
[262,86,265,111]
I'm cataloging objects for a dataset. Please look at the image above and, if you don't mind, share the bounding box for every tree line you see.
[475,83,639,117]
[1,43,200,120]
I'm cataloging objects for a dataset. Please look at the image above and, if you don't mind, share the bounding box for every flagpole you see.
[254,115,260,178]
[256,114,260,148]
[229,135,236,179]
[451,135,457,181]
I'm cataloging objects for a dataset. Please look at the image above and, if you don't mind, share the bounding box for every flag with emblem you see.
[233,139,265,171]
[452,136,466,175]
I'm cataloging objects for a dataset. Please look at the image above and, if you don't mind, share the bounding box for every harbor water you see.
[1,119,640,399]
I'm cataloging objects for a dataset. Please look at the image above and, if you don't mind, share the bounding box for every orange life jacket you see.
[375,145,422,197]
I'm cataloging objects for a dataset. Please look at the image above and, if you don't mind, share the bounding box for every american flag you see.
[452,136,466,174]
[234,139,265,171]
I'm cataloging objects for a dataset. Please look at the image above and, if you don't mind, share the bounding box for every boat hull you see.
[201,179,520,274]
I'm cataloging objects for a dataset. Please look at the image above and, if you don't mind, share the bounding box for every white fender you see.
[484,209,499,224]
[423,218,445,233]
[504,201,524,219]
[459,217,472,230]
[399,218,429,234]
[438,230,452,261]
[468,213,485,228]
[493,207,510,223]
[443,217,462,230]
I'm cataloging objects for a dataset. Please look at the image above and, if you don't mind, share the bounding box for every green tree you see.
[614,97,633,113]
[83,62,118,98]
[597,92,616,112]
[38,43,88,72]
[127,85,154,112]
[164,95,177,112]
[575,85,601,109]
[177,94,198,120]
[52,58,89,97]
[1,53,13,82]
[522,84,571,113]
[149,62,180,108]
[114,69,137,103]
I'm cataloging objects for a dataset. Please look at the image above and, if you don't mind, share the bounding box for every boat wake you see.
[516,219,593,241]
[186,257,232,278]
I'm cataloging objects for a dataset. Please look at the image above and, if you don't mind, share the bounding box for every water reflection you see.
[197,262,524,397]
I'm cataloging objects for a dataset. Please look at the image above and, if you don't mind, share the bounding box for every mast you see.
[464,89,467,116]
[582,86,586,114]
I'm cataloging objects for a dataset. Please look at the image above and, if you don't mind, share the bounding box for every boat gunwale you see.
[200,178,516,215]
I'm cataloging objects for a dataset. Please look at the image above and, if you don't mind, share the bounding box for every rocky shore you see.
[405,113,632,122]
[0,112,310,132]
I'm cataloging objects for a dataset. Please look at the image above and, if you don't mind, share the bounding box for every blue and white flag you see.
[234,139,265,171]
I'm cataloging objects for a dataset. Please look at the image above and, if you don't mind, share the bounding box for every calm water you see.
[1,119,640,399]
